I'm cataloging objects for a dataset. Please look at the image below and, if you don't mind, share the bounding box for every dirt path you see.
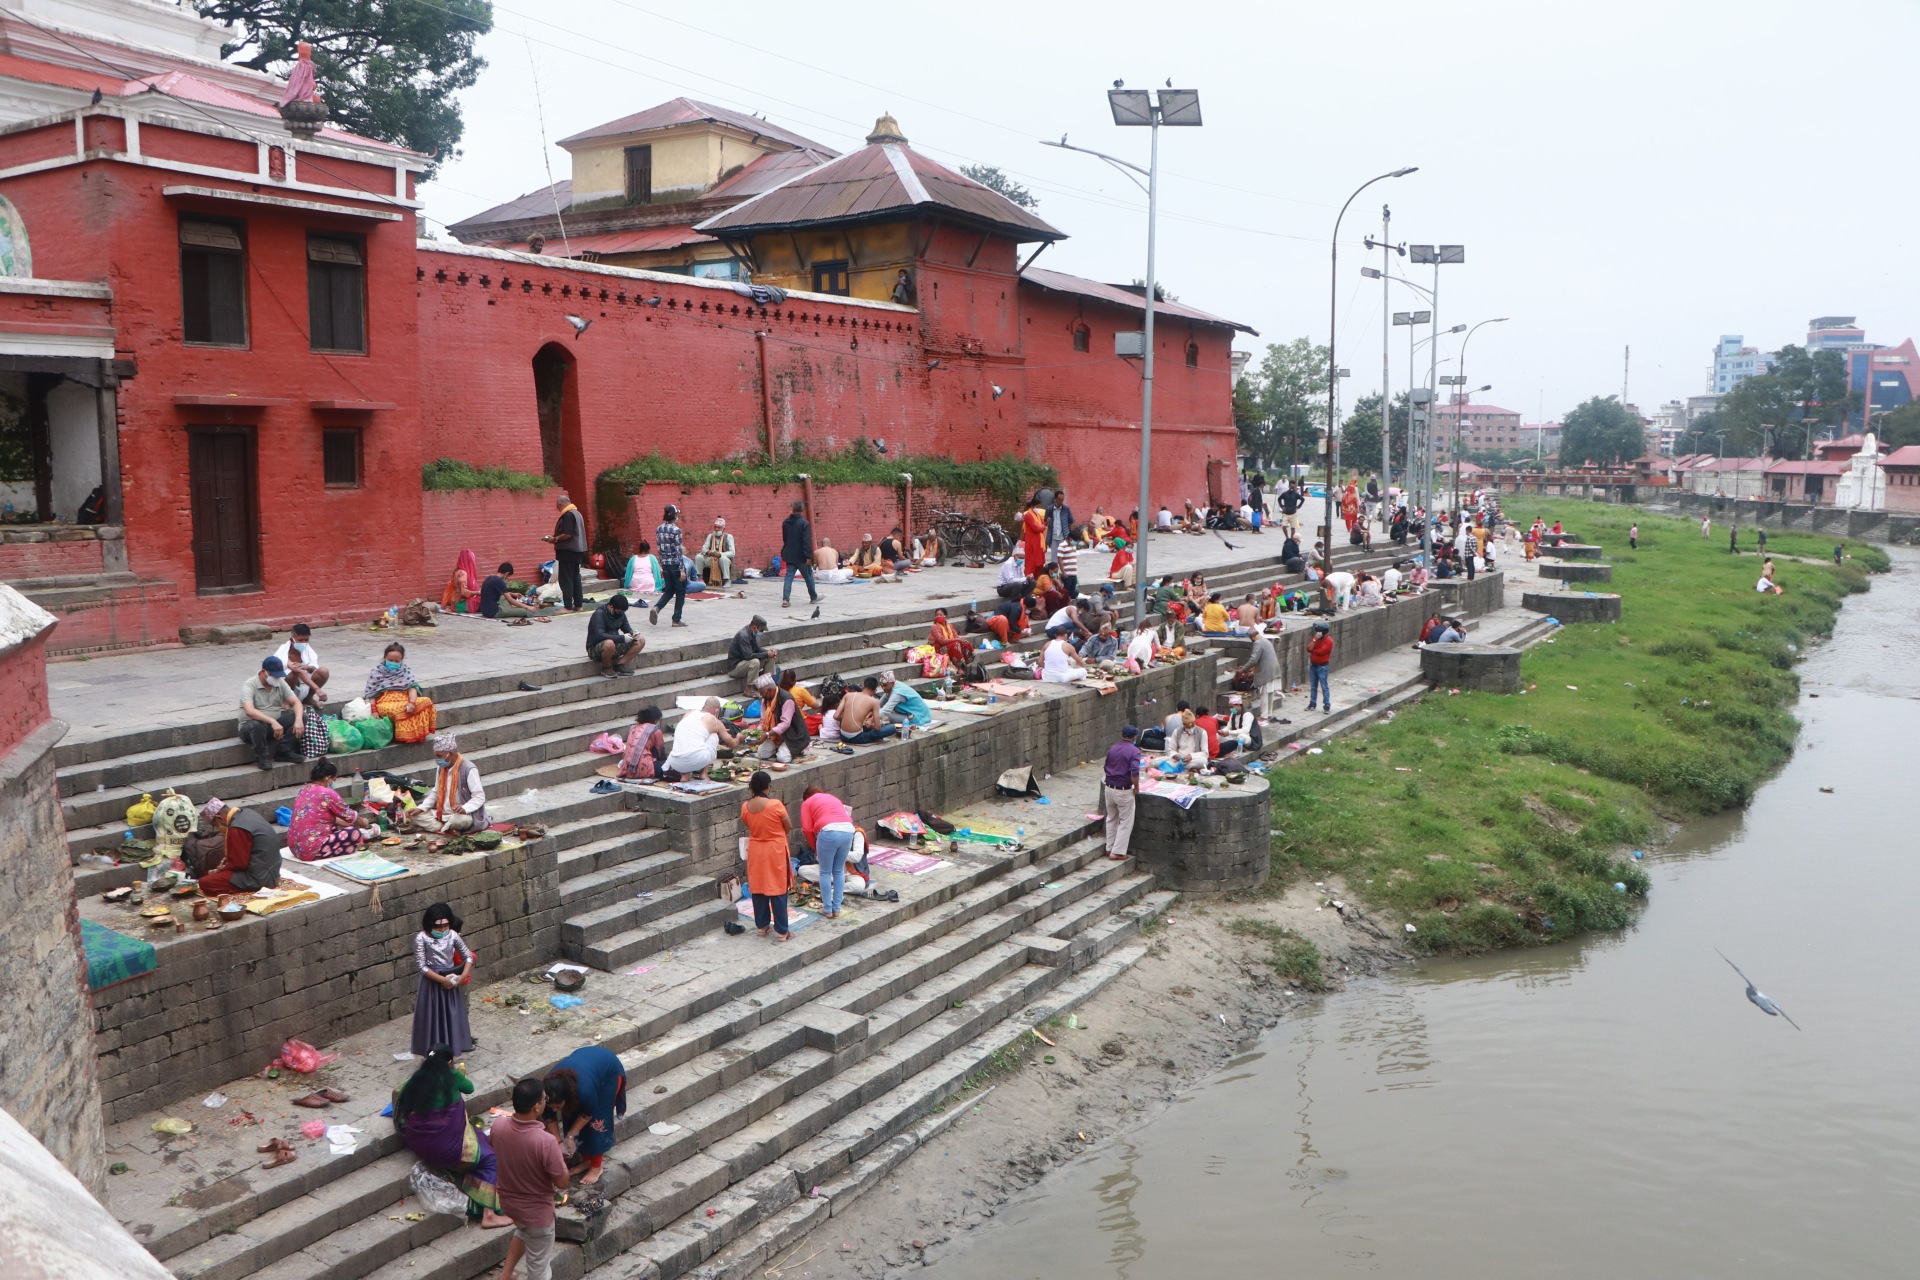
[777,883,1407,1278]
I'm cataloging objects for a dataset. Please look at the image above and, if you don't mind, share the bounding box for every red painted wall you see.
[1019,284,1238,521]
[420,487,564,595]
[0,536,105,580]
[0,623,53,758]
[0,156,423,630]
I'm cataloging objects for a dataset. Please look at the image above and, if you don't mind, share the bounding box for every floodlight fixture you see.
[1408,244,1437,264]
[1157,89,1203,125]
[1438,245,1465,263]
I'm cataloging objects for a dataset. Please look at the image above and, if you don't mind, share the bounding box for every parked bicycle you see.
[926,509,1011,563]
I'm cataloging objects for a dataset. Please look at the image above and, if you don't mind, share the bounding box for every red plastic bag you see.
[279,1038,339,1074]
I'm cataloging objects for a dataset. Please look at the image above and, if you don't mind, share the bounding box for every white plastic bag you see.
[342,697,374,722]
[409,1162,469,1217]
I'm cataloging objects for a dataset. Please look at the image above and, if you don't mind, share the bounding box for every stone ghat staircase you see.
[118,810,1170,1280]
[59,547,1372,977]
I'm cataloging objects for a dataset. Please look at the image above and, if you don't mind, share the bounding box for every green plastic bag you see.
[355,716,394,750]
[325,717,364,753]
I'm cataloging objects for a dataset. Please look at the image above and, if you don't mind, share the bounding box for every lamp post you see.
[1406,245,1464,562]
[1392,307,1429,525]
[1450,315,1508,509]
[1362,213,1405,510]
[1041,84,1201,624]
[1325,168,1416,575]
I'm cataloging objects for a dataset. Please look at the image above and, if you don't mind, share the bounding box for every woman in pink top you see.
[800,785,858,918]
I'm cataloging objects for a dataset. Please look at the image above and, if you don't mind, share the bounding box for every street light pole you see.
[1452,317,1508,511]
[1041,85,1201,624]
[1406,245,1463,563]
[1325,168,1416,577]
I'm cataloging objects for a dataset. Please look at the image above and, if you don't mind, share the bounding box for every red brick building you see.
[0,1,1249,652]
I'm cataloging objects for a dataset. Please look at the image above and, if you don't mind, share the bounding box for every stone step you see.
[577,896,740,970]
[562,873,714,950]
[154,839,1142,1280]
[542,808,657,860]
[558,845,686,917]
[554,826,672,881]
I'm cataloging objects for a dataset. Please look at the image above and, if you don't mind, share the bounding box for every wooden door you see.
[188,428,259,592]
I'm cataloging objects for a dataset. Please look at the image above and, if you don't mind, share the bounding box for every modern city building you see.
[1713,335,1774,393]
[1515,422,1562,458]
[1849,339,1919,427]
[1807,315,1869,354]
[1432,401,1524,452]
[1650,400,1686,453]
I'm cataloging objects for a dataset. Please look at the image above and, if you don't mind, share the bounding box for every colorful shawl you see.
[364,661,421,700]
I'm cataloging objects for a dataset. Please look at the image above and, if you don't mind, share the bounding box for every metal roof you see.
[448,180,571,232]
[1878,445,1920,468]
[1018,267,1254,334]
[1764,458,1851,475]
[557,97,829,153]
[696,121,1064,244]
[483,225,716,256]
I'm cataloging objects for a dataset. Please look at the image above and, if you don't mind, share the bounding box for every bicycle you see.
[926,509,1011,563]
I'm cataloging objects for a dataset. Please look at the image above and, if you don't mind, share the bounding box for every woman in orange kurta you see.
[740,772,794,940]
[1021,499,1048,574]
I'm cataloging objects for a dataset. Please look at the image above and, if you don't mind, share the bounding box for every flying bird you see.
[1718,951,1800,1030]
[564,315,590,336]
[1214,531,1240,551]
[991,384,1005,400]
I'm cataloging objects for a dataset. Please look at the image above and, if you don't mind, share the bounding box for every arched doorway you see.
[531,343,586,517]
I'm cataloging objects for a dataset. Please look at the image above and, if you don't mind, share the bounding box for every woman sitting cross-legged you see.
[391,1045,508,1227]
[363,642,436,743]
[288,759,372,861]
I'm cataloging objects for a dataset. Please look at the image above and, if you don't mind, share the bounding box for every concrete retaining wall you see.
[89,839,562,1124]
[1539,562,1612,583]
[1420,643,1522,692]
[642,656,1221,874]
[1129,779,1270,893]
[1550,543,1606,560]
[1522,590,1622,623]
[1634,492,1920,547]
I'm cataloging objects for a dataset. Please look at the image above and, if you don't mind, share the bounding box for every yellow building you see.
[447,98,834,278]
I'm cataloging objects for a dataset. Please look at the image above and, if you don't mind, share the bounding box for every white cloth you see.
[1325,571,1355,606]
[1382,567,1402,594]
[1156,508,1174,530]
[1040,639,1085,683]
[273,640,320,670]
[1126,631,1156,667]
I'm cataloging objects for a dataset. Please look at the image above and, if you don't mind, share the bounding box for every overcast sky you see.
[419,0,1919,425]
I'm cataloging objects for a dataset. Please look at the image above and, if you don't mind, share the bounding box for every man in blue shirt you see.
[1103,725,1146,861]
[877,671,933,730]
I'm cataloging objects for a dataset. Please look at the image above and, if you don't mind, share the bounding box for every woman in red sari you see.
[1340,482,1360,532]
[928,609,973,669]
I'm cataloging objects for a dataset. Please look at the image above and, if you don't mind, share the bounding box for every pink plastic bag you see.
[301,1119,328,1140]
[279,1038,339,1074]
[589,732,626,754]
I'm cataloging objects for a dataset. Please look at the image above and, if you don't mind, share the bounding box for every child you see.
[411,902,475,1057]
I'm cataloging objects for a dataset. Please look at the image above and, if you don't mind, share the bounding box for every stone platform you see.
[1522,589,1622,623]
[1420,642,1522,693]
[1549,542,1606,561]
[1126,776,1270,894]
[1539,561,1612,584]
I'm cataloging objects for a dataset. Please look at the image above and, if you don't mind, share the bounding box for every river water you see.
[929,548,1920,1280]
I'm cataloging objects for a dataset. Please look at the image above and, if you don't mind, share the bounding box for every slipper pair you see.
[292,1089,349,1109]
[258,1137,297,1168]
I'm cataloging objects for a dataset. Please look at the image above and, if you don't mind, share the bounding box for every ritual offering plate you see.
[217,902,247,922]
[170,884,200,899]
[147,911,178,929]
[139,904,173,918]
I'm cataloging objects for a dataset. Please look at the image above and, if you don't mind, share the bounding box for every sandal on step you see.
[318,1089,350,1104]
[292,1093,332,1109]
[263,1147,297,1169]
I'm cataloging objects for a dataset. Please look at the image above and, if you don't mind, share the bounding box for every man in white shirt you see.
[272,622,328,705]
[1156,505,1175,531]
[1126,620,1157,671]
[998,546,1028,589]
[1381,564,1403,595]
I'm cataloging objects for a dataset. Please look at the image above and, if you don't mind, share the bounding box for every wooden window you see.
[322,428,361,487]
[812,260,851,296]
[625,145,653,203]
[1186,341,1200,367]
[1073,324,1090,352]
[180,218,247,346]
[308,236,366,353]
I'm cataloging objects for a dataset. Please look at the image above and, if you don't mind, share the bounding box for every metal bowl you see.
[552,969,586,993]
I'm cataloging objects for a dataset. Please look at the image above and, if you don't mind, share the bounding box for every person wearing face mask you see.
[406,733,488,834]
[363,641,436,743]
[411,902,475,1056]
[288,759,373,861]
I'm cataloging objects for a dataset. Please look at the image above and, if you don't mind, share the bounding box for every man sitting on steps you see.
[728,616,778,695]
[238,654,304,771]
